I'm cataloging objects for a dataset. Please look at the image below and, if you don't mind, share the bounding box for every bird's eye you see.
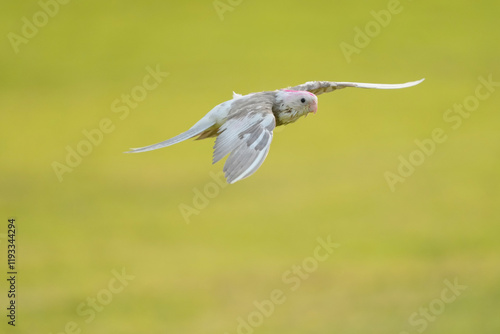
[300,98,306,103]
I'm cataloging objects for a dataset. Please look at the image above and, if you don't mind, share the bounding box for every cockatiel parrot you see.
[126,79,424,183]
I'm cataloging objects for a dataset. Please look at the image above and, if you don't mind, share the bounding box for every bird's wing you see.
[285,78,424,96]
[125,116,216,153]
[213,95,276,184]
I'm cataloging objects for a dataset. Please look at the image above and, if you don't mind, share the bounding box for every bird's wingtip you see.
[405,78,425,88]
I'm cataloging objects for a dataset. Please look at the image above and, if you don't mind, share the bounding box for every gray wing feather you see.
[285,78,424,95]
[125,118,215,153]
[213,95,276,184]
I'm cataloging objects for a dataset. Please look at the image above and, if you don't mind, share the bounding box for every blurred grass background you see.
[1,0,499,333]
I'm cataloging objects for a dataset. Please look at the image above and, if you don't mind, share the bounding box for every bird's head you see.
[274,90,318,125]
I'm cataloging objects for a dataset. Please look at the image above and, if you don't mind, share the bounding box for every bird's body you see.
[127,79,424,183]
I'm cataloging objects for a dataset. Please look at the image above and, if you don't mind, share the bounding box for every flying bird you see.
[126,79,424,183]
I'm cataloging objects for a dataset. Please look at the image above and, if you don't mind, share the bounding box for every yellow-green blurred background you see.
[1,0,499,333]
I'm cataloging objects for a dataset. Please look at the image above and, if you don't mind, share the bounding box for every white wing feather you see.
[213,95,276,183]
[285,78,424,95]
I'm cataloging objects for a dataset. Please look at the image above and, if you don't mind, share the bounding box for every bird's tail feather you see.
[125,120,216,153]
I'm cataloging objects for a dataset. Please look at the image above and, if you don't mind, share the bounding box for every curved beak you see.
[308,100,318,114]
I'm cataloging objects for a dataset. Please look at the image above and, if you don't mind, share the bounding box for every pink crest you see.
[283,89,316,97]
